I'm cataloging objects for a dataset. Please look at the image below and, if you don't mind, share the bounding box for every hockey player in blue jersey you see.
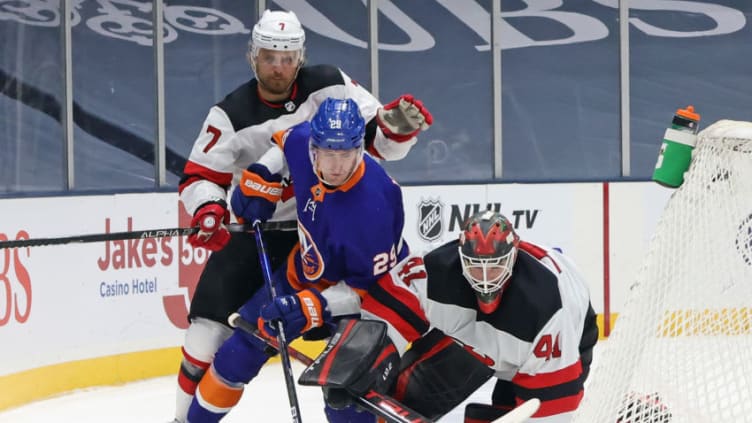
[185,97,409,422]
[174,9,431,422]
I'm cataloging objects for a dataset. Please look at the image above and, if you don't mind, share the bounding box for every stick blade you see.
[492,398,540,423]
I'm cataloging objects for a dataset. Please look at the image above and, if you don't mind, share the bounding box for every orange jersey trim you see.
[272,129,289,149]
[309,159,367,203]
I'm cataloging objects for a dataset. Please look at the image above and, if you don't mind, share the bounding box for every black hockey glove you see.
[298,319,400,409]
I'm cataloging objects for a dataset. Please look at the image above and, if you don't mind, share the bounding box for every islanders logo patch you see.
[298,221,325,281]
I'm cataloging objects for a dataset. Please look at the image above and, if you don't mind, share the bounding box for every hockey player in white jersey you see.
[173,9,432,423]
[304,210,598,422]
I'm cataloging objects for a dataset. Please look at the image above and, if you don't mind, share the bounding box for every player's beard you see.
[257,66,300,98]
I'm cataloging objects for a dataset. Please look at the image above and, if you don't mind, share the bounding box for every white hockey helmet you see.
[251,10,305,54]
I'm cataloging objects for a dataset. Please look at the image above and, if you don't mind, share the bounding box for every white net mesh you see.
[572,120,752,423]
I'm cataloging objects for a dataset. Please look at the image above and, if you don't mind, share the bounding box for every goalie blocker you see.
[299,319,400,411]
[300,319,494,421]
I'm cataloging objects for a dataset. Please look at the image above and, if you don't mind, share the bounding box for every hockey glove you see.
[187,201,231,252]
[230,163,282,224]
[299,319,400,410]
[376,94,433,142]
[258,289,330,340]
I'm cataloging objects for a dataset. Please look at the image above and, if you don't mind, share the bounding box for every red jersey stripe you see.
[182,161,233,189]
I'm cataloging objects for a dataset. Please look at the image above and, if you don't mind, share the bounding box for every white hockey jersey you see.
[179,64,416,223]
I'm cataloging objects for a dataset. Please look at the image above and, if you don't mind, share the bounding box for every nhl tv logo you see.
[418,199,443,241]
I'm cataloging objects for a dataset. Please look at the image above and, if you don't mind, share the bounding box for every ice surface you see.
[0,360,494,422]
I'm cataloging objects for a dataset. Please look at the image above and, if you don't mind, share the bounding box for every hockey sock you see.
[175,317,233,422]
[189,365,243,423]
[187,330,270,423]
[175,347,211,423]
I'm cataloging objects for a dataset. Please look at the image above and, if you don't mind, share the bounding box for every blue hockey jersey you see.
[271,122,408,292]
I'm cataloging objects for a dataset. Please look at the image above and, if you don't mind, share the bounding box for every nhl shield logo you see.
[418,199,443,241]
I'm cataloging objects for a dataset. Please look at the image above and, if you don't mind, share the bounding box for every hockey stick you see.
[228,312,432,423]
[0,221,296,249]
[252,220,303,423]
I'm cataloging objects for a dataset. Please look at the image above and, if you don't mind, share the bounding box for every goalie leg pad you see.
[324,403,377,423]
[491,378,516,407]
[392,329,494,421]
[464,402,513,423]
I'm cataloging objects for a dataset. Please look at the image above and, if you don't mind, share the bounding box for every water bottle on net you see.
[652,105,701,188]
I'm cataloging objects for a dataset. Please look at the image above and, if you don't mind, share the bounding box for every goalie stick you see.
[228,313,539,423]
[0,221,296,249]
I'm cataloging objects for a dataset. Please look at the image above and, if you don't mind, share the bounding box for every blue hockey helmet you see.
[310,98,365,150]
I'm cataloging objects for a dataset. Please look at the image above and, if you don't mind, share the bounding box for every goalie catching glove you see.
[258,288,331,340]
[376,94,433,142]
[230,163,282,224]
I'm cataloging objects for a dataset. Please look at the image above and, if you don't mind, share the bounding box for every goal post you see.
[573,120,752,422]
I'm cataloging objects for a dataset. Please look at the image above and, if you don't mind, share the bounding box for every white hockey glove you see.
[376,94,433,142]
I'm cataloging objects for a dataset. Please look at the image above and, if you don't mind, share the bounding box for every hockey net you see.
[572,120,752,423]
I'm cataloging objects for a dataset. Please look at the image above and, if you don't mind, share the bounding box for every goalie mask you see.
[459,210,519,314]
[309,98,366,187]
